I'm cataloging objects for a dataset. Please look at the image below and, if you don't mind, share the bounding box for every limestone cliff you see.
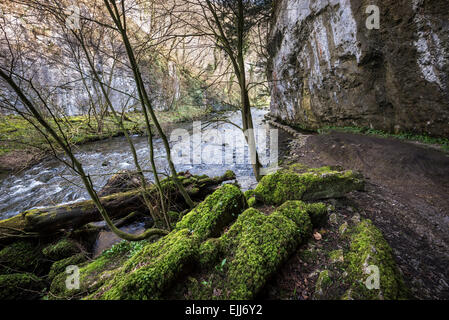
[268,0,449,137]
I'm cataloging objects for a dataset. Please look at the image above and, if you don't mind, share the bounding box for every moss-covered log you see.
[0,171,236,241]
[48,184,330,300]
[0,240,45,275]
[49,242,135,299]
[174,184,247,241]
[42,238,83,261]
[184,201,328,300]
[0,273,45,300]
[50,184,245,300]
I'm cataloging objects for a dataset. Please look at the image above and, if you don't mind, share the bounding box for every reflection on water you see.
[0,109,272,219]
[91,222,146,258]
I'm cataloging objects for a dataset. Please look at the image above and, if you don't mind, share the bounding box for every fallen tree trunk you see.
[0,171,236,241]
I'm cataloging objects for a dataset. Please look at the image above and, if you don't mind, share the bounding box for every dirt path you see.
[278,130,449,299]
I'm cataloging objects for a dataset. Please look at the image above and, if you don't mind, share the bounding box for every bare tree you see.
[102,0,194,207]
[167,0,272,181]
[0,0,196,239]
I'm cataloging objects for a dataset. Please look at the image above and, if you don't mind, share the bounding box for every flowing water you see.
[0,109,273,220]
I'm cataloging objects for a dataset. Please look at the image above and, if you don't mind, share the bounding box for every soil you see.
[263,129,449,300]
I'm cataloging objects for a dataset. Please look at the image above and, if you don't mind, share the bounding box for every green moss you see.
[244,190,257,207]
[247,197,256,208]
[243,190,255,200]
[344,220,409,300]
[277,200,328,228]
[187,201,319,300]
[288,163,310,173]
[211,207,306,299]
[49,241,132,299]
[175,184,247,241]
[254,170,305,205]
[52,185,247,300]
[42,238,81,261]
[274,201,313,241]
[329,249,344,264]
[222,170,236,181]
[0,241,43,275]
[0,273,45,300]
[173,200,325,300]
[94,229,198,300]
[75,196,327,300]
[198,238,222,268]
[306,202,330,226]
[48,253,87,282]
[315,270,332,297]
[254,167,364,205]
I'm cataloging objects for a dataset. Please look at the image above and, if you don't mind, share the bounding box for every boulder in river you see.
[98,170,142,197]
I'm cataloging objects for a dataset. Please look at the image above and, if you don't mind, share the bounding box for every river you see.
[0,109,275,220]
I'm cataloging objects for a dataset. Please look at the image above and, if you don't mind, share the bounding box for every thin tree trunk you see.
[103,0,195,208]
[75,33,164,225]
[0,69,167,241]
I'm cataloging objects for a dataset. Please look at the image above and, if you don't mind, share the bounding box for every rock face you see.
[267,0,449,137]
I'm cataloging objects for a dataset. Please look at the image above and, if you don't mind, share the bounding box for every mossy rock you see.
[49,245,130,299]
[0,241,44,275]
[275,200,329,236]
[175,184,247,241]
[47,253,88,282]
[315,270,333,298]
[247,197,256,207]
[254,167,365,205]
[198,238,222,268]
[42,238,82,261]
[222,170,236,181]
[273,201,313,241]
[183,200,324,300]
[92,229,198,300]
[302,202,330,227]
[0,273,45,300]
[343,219,409,300]
[218,208,303,299]
[243,190,255,201]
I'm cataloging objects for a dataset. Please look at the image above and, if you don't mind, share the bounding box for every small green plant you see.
[103,240,147,258]
[215,258,227,272]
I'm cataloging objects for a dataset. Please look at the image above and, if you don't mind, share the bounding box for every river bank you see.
[0,105,212,174]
